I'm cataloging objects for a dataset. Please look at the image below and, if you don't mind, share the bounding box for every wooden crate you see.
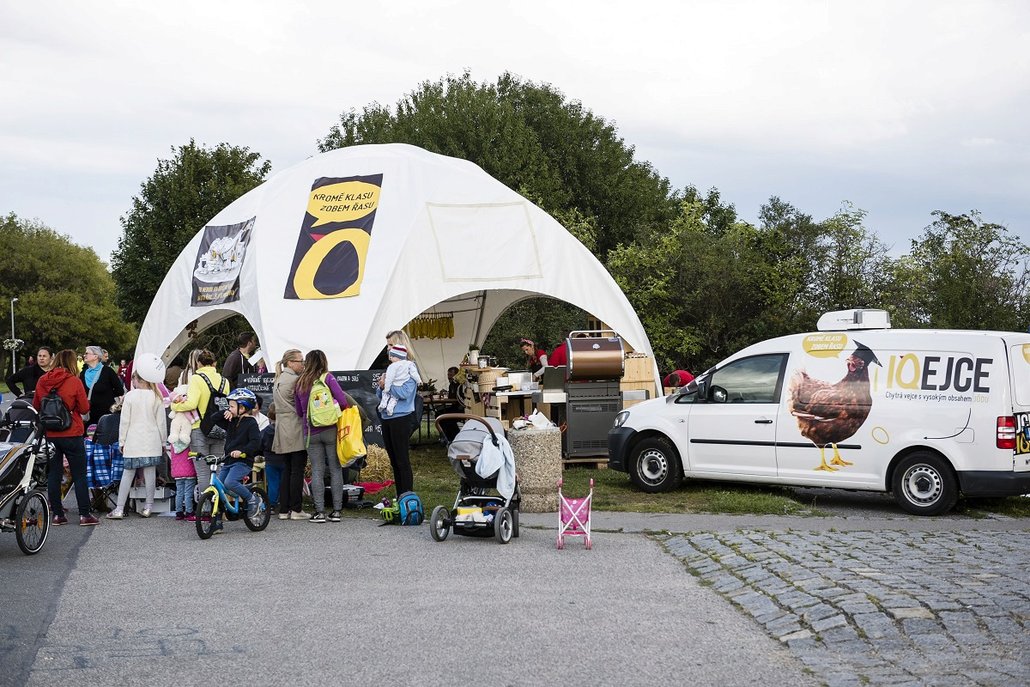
[623,353,655,383]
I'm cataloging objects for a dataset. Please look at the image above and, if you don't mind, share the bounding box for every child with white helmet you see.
[205,387,263,534]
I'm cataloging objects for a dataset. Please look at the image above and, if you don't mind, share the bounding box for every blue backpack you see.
[397,491,424,526]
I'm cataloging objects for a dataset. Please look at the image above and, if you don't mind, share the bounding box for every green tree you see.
[893,211,1030,330]
[482,298,590,370]
[111,140,270,325]
[811,203,897,317]
[319,72,677,257]
[0,213,136,370]
[607,200,773,373]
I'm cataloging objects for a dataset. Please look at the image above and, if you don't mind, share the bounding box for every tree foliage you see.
[482,298,590,370]
[0,213,136,368]
[894,211,1030,330]
[319,72,677,256]
[607,199,905,373]
[111,140,270,325]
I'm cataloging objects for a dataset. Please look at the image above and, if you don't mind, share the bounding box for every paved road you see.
[0,514,810,687]
[3,494,1027,687]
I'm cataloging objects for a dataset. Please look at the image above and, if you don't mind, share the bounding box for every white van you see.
[608,309,1030,515]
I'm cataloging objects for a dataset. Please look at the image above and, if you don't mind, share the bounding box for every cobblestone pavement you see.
[661,529,1030,687]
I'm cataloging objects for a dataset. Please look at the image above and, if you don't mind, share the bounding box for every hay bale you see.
[360,444,394,483]
[508,427,561,512]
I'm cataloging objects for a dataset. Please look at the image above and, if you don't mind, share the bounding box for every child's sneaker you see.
[289,511,308,520]
[328,510,342,522]
[247,497,261,518]
[105,510,124,520]
[278,512,290,520]
[79,515,100,526]
[212,523,224,535]
[175,511,186,521]
[309,512,326,523]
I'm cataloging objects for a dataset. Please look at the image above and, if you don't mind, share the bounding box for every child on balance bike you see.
[210,388,263,535]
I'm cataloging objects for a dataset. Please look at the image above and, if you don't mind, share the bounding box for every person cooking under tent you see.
[519,338,549,381]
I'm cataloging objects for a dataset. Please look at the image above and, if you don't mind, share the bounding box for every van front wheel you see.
[891,452,958,516]
[629,437,682,493]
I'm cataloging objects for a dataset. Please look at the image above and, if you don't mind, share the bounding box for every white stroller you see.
[429,413,521,544]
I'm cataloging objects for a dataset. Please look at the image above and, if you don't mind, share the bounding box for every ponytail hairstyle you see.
[180,348,203,386]
[296,349,328,394]
[275,348,302,382]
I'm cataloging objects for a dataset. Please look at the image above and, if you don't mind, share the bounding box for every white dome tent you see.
[136,144,659,386]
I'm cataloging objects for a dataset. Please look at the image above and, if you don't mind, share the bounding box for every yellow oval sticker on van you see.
[802,333,849,358]
[1023,344,1030,364]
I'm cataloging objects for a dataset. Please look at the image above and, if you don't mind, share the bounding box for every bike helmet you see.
[133,353,166,384]
[227,387,257,410]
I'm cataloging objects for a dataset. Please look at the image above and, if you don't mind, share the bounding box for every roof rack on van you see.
[816,308,892,331]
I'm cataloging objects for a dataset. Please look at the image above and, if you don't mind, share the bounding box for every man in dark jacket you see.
[222,332,257,389]
[6,346,53,397]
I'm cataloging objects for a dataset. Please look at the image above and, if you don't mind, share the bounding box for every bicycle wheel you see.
[244,487,270,531]
[16,490,50,555]
[195,491,217,540]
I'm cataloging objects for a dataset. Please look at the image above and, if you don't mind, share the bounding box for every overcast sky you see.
[2,0,1027,262]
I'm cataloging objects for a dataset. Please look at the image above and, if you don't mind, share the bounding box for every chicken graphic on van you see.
[788,341,882,472]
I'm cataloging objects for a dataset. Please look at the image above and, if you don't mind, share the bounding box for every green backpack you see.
[308,373,341,427]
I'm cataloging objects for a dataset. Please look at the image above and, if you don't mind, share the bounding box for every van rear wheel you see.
[892,452,958,516]
[629,437,682,493]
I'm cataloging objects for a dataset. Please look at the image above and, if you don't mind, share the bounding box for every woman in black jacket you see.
[80,345,125,426]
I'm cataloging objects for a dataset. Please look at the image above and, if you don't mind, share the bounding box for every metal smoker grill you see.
[564,331,624,458]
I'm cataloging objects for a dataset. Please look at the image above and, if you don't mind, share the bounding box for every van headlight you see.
[613,410,630,428]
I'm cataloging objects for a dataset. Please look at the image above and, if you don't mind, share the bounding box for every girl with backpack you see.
[293,349,349,523]
[106,356,168,519]
[33,349,97,526]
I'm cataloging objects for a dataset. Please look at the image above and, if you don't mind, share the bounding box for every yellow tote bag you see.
[336,406,366,466]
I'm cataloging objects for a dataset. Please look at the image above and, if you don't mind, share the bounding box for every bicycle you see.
[193,453,270,539]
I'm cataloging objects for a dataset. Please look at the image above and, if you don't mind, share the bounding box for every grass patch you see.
[338,427,1028,519]
[403,437,813,516]
[957,496,1030,518]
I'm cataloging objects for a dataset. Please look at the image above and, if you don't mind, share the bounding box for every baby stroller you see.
[557,477,593,550]
[429,413,521,544]
[0,400,52,555]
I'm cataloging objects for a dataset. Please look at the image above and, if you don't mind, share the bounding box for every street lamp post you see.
[9,297,17,375]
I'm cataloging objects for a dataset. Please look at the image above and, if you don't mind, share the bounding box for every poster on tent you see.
[239,369,386,448]
[283,174,383,300]
[190,217,255,306]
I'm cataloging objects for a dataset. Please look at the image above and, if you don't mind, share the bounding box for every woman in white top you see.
[107,356,169,519]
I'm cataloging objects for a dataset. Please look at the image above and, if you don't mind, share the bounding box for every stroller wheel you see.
[585,537,593,551]
[494,507,513,544]
[429,505,450,542]
[512,508,520,538]
[556,535,564,550]
[16,490,50,555]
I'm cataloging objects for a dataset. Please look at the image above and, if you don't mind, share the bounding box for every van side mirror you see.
[710,385,728,404]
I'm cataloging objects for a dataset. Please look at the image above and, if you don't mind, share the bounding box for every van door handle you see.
[754,419,773,424]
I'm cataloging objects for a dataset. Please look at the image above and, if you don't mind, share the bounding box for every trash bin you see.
[508,426,561,512]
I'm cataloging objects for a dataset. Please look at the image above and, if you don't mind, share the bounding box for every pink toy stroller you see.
[556,478,593,550]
